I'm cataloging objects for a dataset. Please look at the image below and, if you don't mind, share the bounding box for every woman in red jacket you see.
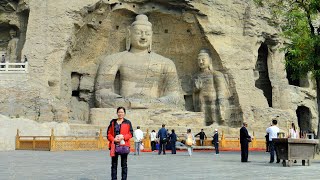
[107,107,133,180]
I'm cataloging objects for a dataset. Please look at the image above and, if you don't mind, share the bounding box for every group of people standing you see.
[240,120,281,163]
[107,107,275,180]
[240,119,299,164]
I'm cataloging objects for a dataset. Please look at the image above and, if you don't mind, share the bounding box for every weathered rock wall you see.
[0,0,317,136]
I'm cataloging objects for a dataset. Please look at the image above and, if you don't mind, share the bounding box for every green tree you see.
[254,0,320,137]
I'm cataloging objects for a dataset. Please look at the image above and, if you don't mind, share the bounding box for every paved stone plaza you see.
[1,150,320,180]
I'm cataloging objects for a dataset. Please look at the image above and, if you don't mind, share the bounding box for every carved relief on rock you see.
[193,49,231,125]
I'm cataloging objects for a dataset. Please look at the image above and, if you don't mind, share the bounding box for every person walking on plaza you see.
[240,122,251,162]
[185,129,195,156]
[158,124,168,155]
[266,119,280,163]
[133,126,143,155]
[150,130,157,152]
[195,129,207,146]
[213,129,219,155]
[169,129,177,154]
[107,107,133,180]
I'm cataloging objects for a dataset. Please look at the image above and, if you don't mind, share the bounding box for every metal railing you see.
[0,62,28,73]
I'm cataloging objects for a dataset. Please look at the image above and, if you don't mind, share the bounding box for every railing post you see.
[98,128,103,150]
[33,137,36,150]
[5,61,8,72]
[220,131,226,148]
[143,129,151,151]
[15,129,20,150]
[252,131,257,148]
[50,128,55,151]
[25,62,28,73]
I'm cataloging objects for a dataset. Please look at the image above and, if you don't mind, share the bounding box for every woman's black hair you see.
[117,106,126,113]
[291,122,296,131]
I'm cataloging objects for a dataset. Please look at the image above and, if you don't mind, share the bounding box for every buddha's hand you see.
[195,78,202,90]
[95,90,130,108]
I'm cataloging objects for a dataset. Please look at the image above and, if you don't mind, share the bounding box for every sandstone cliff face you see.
[0,0,317,136]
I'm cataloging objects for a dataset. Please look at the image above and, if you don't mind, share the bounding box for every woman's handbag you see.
[186,134,193,146]
[139,143,144,150]
[115,145,130,155]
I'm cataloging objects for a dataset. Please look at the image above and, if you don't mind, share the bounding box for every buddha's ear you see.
[148,31,153,53]
[126,27,131,51]
[148,40,152,53]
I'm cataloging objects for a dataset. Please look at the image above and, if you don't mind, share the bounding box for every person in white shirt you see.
[134,126,143,155]
[150,130,157,152]
[289,122,297,138]
[266,119,280,163]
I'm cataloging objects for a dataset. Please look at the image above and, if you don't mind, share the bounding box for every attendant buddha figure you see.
[95,14,183,109]
[193,50,230,125]
[6,29,19,63]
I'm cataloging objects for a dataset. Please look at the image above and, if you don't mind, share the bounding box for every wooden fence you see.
[16,129,266,151]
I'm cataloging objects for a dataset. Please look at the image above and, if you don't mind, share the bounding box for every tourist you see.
[150,130,157,152]
[240,122,251,162]
[212,129,219,155]
[133,126,143,155]
[289,122,298,163]
[1,55,5,68]
[265,133,270,152]
[169,129,177,154]
[157,124,168,155]
[266,119,280,163]
[265,123,272,152]
[166,128,171,150]
[185,129,195,156]
[107,107,133,180]
[195,129,207,146]
[289,122,297,138]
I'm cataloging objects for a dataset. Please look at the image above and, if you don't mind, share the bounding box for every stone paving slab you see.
[1,150,320,180]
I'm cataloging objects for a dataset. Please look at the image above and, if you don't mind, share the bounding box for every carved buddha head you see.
[126,14,153,52]
[197,49,213,71]
[9,29,17,38]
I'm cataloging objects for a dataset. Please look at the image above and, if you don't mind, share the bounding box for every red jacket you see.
[107,118,133,149]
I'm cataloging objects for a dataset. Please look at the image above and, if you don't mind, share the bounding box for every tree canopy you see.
[254,0,320,80]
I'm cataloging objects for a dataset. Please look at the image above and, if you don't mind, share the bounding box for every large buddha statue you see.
[95,14,183,109]
[193,50,230,125]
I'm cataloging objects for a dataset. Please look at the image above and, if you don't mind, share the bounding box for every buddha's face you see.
[130,25,152,50]
[198,54,211,70]
[9,30,16,38]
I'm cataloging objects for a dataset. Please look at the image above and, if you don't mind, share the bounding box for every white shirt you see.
[150,132,157,141]
[134,129,143,142]
[289,128,297,138]
[266,125,280,141]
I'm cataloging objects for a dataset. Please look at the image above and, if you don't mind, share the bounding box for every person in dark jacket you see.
[195,129,207,146]
[212,129,219,155]
[240,122,251,162]
[157,124,168,155]
[265,133,270,152]
[169,129,177,154]
[107,107,133,180]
